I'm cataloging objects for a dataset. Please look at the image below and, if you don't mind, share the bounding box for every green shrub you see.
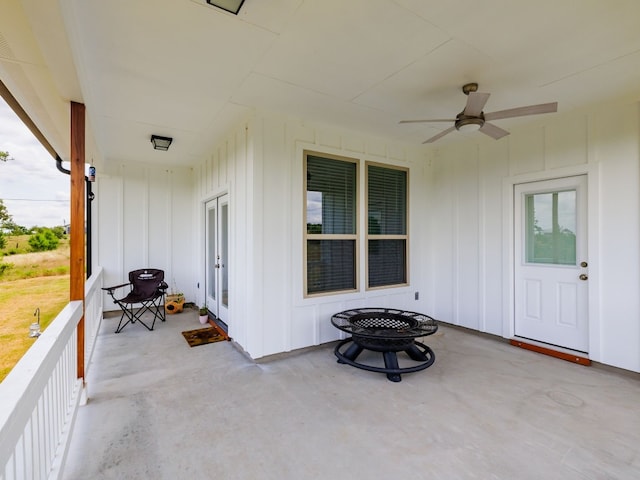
[28,228,60,252]
[51,226,66,239]
[0,233,5,250]
[0,263,13,276]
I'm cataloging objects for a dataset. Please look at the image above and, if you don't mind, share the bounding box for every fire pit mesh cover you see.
[331,308,437,339]
[352,315,414,330]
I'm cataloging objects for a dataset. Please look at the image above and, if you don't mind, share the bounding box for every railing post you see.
[70,101,86,381]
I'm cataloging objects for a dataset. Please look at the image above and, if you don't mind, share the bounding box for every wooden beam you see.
[0,79,58,159]
[70,101,86,380]
[510,339,591,366]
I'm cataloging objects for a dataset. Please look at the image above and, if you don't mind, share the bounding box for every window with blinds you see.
[305,152,358,295]
[367,163,408,288]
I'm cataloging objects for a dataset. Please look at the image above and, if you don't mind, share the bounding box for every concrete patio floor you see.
[63,309,640,479]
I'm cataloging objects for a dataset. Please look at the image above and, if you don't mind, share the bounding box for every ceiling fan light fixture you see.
[400,82,558,143]
[455,115,485,132]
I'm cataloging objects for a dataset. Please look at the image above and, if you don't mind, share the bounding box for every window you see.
[305,152,358,295]
[303,153,408,296]
[366,163,408,288]
[525,190,576,265]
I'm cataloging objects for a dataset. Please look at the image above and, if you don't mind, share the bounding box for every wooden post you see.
[70,101,86,380]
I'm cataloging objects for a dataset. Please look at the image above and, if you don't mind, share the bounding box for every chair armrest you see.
[102,282,131,293]
[156,282,169,297]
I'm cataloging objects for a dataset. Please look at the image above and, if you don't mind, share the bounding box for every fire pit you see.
[331,308,438,382]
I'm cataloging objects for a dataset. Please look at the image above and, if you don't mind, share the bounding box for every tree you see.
[28,227,60,252]
[4,221,29,235]
[0,200,10,225]
[0,200,15,237]
[0,200,10,248]
[0,201,29,234]
[1,156,28,235]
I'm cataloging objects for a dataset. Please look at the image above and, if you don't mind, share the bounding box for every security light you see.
[150,135,173,151]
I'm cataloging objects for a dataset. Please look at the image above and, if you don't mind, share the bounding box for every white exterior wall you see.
[96,164,195,307]
[97,100,640,373]
[430,100,640,373]
[195,114,429,359]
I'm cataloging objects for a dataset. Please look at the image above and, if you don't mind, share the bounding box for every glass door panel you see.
[525,190,577,265]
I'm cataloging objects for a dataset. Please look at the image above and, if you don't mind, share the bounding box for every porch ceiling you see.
[2,0,640,167]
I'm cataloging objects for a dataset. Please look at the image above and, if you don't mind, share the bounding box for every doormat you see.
[182,327,226,347]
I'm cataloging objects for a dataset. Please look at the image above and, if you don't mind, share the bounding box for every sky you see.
[0,98,70,228]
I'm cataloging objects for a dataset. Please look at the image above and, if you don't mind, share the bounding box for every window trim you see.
[365,161,409,291]
[303,150,360,298]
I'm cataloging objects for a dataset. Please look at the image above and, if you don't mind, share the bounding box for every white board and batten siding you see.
[96,164,195,308]
[195,114,429,360]
[100,99,640,374]
[430,101,640,373]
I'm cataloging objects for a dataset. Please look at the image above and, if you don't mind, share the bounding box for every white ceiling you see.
[9,0,640,167]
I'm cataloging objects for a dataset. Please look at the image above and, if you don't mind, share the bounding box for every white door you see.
[205,194,229,326]
[514,176,588,352]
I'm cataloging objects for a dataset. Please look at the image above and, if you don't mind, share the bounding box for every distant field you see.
[0,236,70,382]
[0,235,70,281]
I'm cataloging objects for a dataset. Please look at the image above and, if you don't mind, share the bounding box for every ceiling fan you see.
[400,83,558,144]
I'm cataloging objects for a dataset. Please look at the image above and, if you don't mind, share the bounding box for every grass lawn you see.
[0,237,70,382]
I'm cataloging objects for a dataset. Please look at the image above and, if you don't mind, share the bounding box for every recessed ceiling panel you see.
[254,0,450,101]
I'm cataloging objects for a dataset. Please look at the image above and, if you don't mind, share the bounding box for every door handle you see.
[579,274,588,281]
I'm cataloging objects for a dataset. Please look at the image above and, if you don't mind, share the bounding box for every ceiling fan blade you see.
[463,92,490,116]
[484,102,558,121]
[423,126,456,144]
[479,122,510,140]
[399,119,455,124]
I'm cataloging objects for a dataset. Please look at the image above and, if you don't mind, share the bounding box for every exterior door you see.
[205,194,229,325]
[514,176,588,352]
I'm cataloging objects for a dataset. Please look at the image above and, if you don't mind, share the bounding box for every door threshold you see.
[510,338,591,366]
[209,315,229,337]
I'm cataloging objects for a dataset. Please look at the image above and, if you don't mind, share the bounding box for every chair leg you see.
[132,295,166,331]
[115,303,136,333]
[149,294,166,327]
[159,294,166,322]
[133,303,155,331]
[113,294,166,333]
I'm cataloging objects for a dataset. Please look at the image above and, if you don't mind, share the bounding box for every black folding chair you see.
[102,269,168,333]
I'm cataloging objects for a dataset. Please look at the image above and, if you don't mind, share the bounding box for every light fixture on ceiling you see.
[150,135,173,151]
[206,0,245,14]
[455,114,484,132]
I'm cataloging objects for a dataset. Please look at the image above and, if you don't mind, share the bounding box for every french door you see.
[514,176,588,352]
[205,194,229,325]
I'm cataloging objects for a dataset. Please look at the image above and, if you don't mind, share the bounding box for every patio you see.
[62,310,640,479]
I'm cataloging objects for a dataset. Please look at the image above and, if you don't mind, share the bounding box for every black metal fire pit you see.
[331,308,438,382]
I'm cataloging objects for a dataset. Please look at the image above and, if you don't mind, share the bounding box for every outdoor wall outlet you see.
[415,291,419,300]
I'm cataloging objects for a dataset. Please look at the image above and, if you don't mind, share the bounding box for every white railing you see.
[0,267,103,480]
[83,267,104,378]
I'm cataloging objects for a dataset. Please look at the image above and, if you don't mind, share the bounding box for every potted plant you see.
[198,305,209,325]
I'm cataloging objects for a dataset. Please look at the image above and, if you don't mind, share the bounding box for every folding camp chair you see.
[102,269,168,333]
